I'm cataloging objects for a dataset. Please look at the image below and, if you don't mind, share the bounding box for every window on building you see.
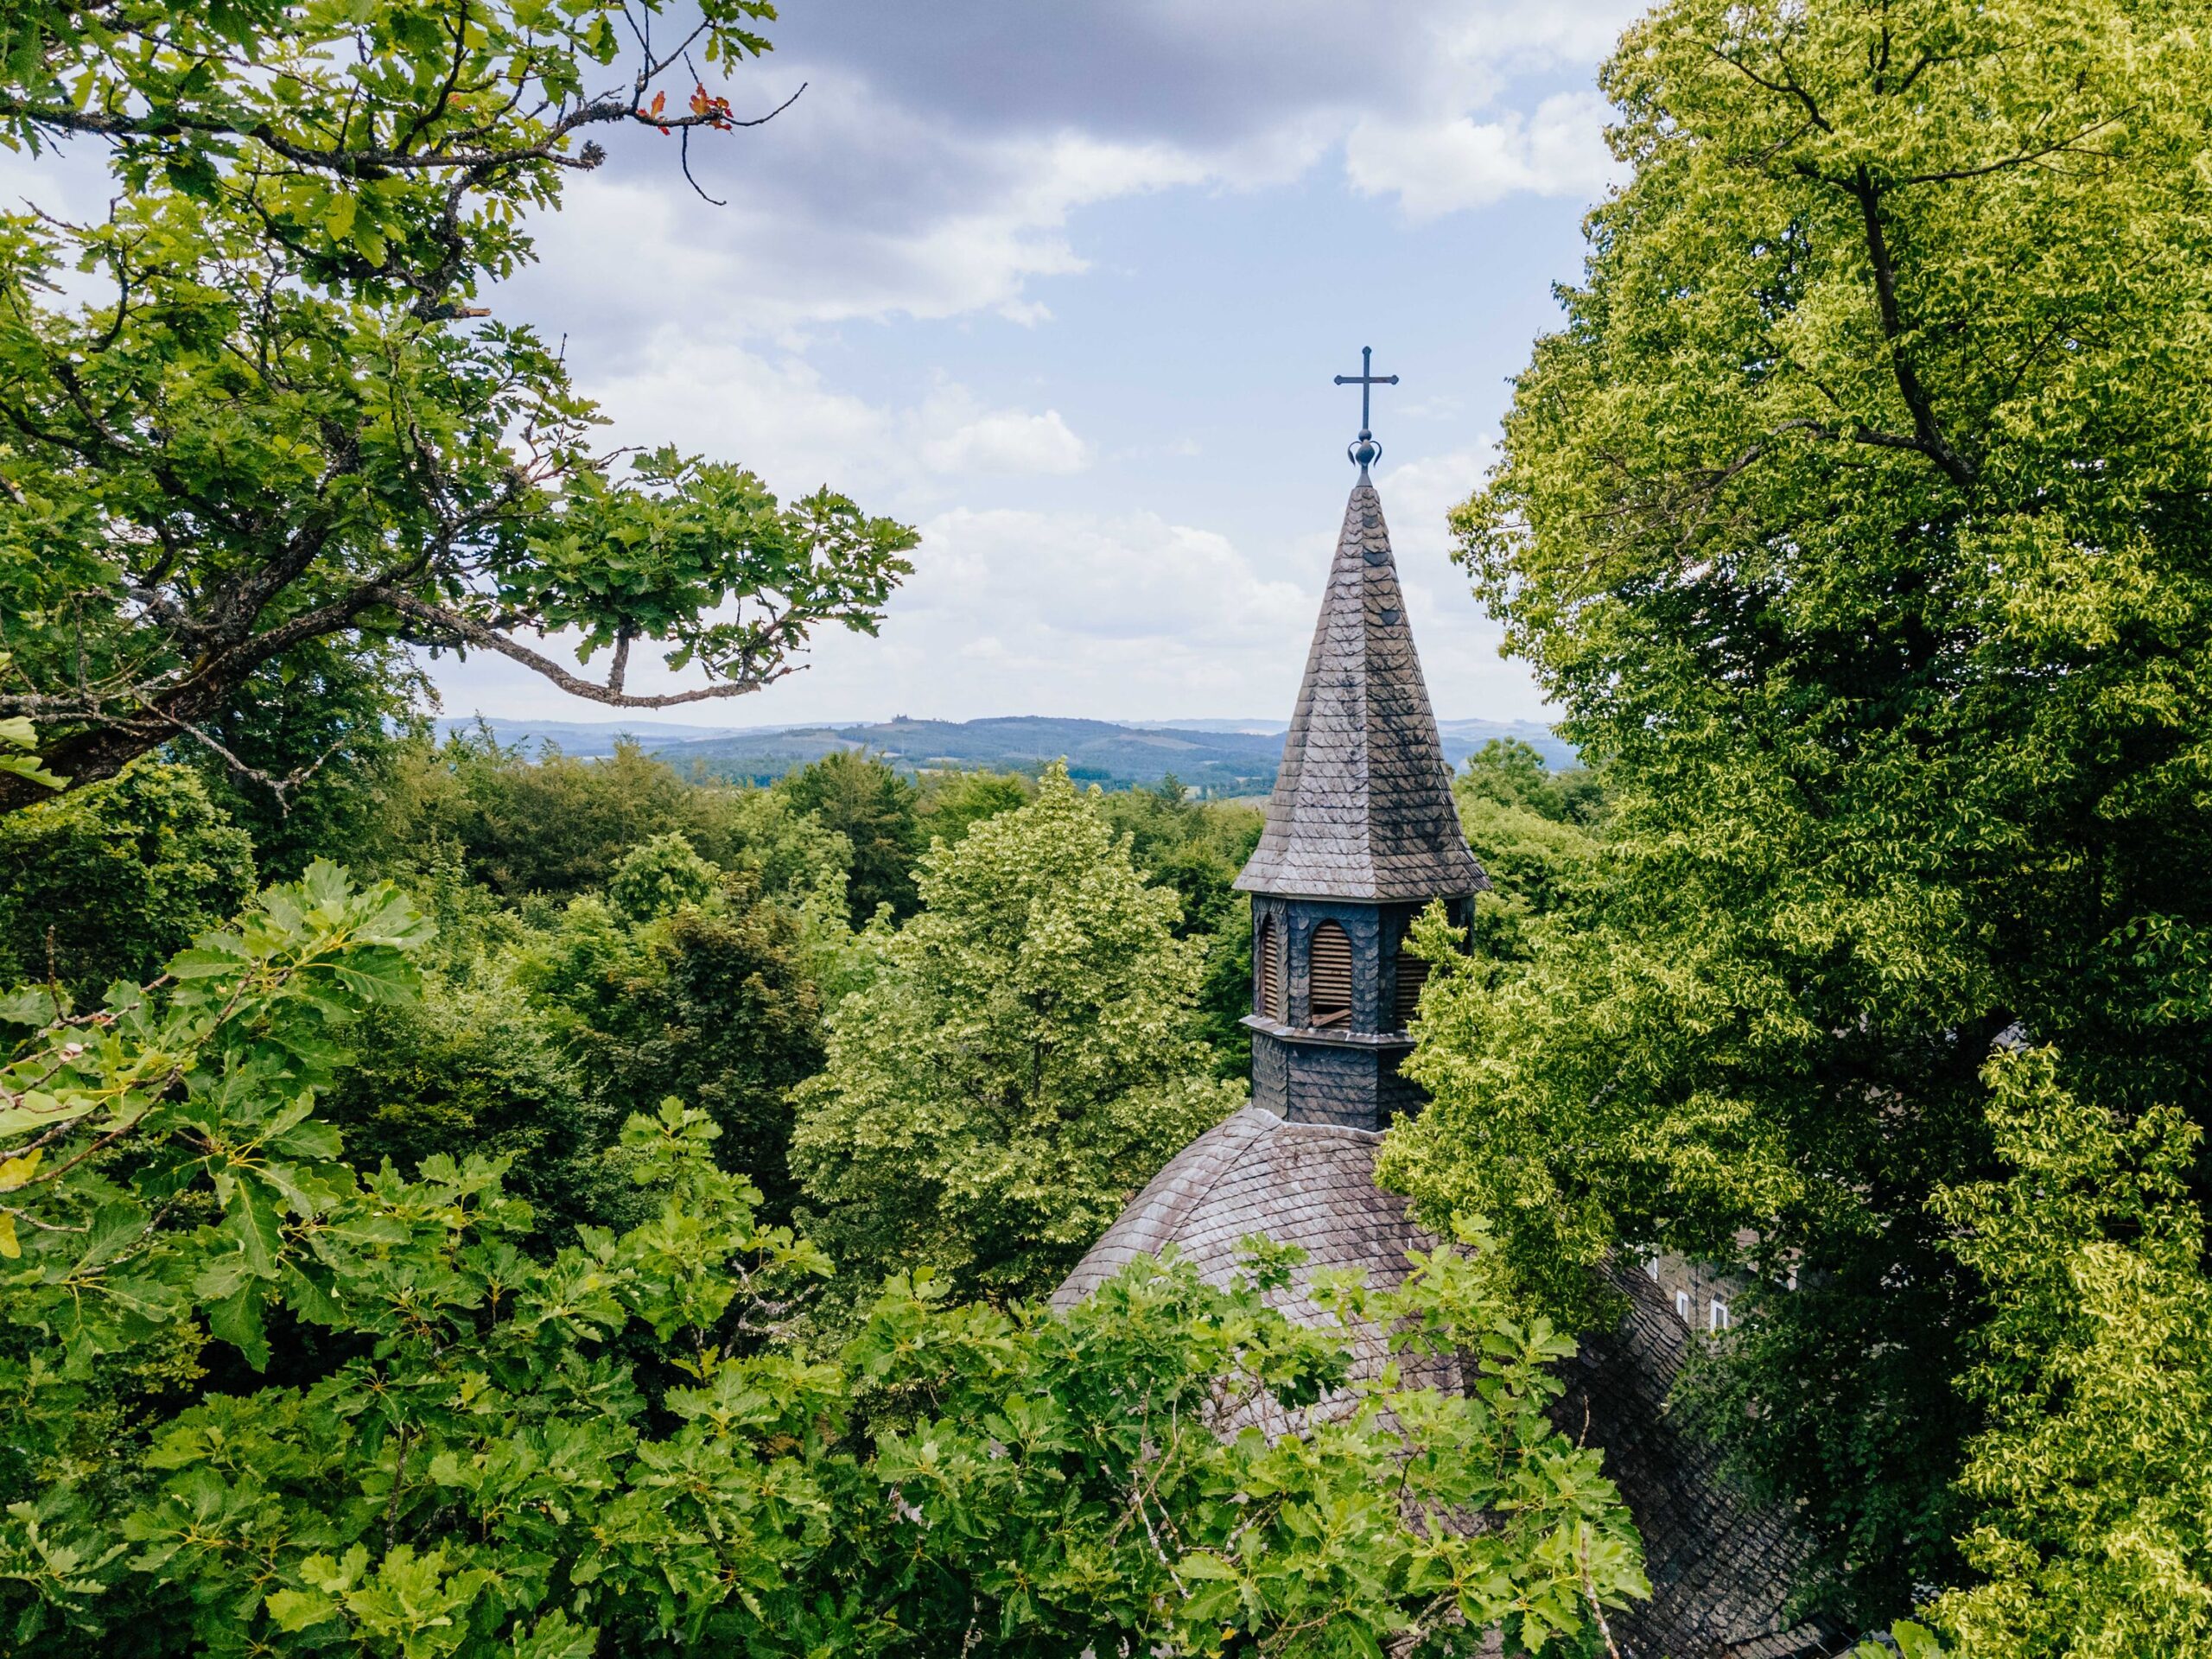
[1255,917,1284,1021]
[1709,1299,1731,1333]
[1307,921,1353,1028]
[1392,938,1429,1028]
[1644,1257,1661,1283]
[1675,1290,1690,1324]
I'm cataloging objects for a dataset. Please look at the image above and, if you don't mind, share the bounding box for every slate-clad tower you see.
[1234,466,1486,1132]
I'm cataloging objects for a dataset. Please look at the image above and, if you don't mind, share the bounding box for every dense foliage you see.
[791,766,1246,1311]
[1384,0,2212,1638]
[0,760,257,992]
[0,857,1648,1657]
[0,0,916,815]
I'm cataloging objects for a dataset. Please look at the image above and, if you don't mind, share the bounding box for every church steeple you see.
[1236,477,1485,903]
[1236,358,1485,1131]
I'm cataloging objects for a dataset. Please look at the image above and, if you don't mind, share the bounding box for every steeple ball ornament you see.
[1333,346,1397,477]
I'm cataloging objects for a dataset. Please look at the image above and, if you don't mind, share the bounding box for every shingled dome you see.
[1235,480,1485,903]
[1054,1107,1845,1659]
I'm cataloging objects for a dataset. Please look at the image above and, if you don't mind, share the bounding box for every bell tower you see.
[1235,351,1486,1131]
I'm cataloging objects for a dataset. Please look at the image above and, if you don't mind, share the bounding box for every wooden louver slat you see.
[1393,952,1429,1028]
[1308,922,1353,1028]
[1256,918,1283,1021]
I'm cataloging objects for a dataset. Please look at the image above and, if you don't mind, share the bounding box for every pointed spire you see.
[1236,478,1486,902]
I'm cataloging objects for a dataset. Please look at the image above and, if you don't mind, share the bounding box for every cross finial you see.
[1332,346,1398,475]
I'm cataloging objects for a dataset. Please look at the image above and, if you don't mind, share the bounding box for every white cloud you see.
[1344,92,1618,219]
[918,408,1090,476]
[429,455,1546,728]
[494,2,1639,352]
[561,339,1092,503]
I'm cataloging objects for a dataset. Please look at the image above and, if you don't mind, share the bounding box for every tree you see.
[184,637,430,880]
[0,866,1649,1657]
[1451,746,1606,962]
[1384,0,2212,1624]
[775,751,922,925]
[315,963,630,1247]
[521,873,824,1222]
[1096,779,1266,1079]
[605,830,719,920]
[390,732,849,902]
[791,765,1243,1308]
[917,767,1032,847]
[0,760,256,992]
[0,0,917,816]
[1924,1050,2212,1657]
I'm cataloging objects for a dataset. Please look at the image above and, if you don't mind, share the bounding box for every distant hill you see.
[434,716,764,758]
[436,713,1576,793]
[656,717,1287,796]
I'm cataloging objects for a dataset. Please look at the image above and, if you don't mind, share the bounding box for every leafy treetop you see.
[0,0,917,813]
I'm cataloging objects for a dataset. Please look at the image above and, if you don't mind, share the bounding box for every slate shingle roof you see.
[1236,480,1486,902]
[1054,1107,1843,1659]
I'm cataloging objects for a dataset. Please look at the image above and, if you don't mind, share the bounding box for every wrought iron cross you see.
[1333,346,1398,472]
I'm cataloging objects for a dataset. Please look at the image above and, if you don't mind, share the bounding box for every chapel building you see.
[1057,400,1848,1659]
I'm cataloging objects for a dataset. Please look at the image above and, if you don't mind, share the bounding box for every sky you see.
[22,0,1648,732]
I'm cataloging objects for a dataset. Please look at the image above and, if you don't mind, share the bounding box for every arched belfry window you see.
[1255,917,1285,1022]
[1308,922,1353,1028]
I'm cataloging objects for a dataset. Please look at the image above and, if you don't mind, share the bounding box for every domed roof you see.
[1056,1106,1846,1659]
[1053,1106,1425,1308]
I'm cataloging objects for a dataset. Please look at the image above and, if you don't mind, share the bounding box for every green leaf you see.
[207,1282,270,1370]
[265,1587,340,1633]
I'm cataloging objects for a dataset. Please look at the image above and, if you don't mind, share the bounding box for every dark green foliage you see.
[314,974,631,1246]
[0,760,255,993]
[522,880,823,1222]
[775,751,922,925]
[391,731,847,902]
[917,767,1032,846]
[185,639,429,880]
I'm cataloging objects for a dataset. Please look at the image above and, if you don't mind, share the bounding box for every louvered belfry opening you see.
[1393,945,1429,1029]
[1307,922,1353,1027]
[1255,917,1284,1021]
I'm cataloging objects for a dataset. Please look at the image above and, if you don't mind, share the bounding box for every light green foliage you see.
[791,766,1244,1307]
[1389,0,2212,1621]
[1096,777,1267,1078]
[0,0,915,815]
[0,761,257,993]
[1923,1052,2212,1657]
[1451,743,1606,960]
[0,865,1646,1657]
[607,831,719,920]
[0,658,62,795]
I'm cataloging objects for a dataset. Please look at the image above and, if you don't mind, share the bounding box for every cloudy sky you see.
[42,0,1647,730]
